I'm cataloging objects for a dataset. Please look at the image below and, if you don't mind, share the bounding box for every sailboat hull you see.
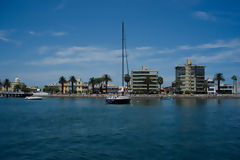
[106,96,131,104]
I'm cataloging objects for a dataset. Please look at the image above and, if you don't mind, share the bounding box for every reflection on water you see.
[130,98,161,106]
[174,98,207,107]
[0,97,240,160]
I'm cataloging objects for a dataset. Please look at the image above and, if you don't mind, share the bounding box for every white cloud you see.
[187,49,240,63]
[29,31,36,35]
[0,30,9,42]
[158,39,240,54]
[55,0,66,10]
[28,31,67,37]
[136,46,152,50]
[193,11,216,21]
[56,46,99,56]
[0,30,21,45]
[52,32,67,36]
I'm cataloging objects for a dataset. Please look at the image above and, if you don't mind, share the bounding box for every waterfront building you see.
[2,77,24,92]
[207,78,216,94]
[130,66,158,93]
[175,59,205,93]
[216,83,233,94]
[233,82,240,94]
[92,83,119,94]
[60,78,88,94]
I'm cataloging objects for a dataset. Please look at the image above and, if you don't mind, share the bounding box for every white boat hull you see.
[106,95,130,104]
[25,96,42,100]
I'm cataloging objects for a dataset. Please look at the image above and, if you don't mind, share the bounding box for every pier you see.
[0,92,33,98]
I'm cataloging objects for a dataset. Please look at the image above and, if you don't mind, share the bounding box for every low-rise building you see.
[207,78,216,94]
[233,82,240,94]
[2,77,25,92]
[130,66,158,93]
[60,78,88,94]
[217,83,233,94]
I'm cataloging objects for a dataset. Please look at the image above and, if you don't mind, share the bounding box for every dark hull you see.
[106,98,130,104]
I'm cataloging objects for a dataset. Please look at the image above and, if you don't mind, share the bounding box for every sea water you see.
[0,97,240,160]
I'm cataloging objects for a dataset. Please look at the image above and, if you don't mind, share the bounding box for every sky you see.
[0,0,240,87]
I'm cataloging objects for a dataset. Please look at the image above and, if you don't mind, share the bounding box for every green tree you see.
[59,76,67,94]
[95,77,104,94]
[89,77,96,93]
[158,77,163,92]
[3,79,11,92]
[20,84,31,92]
[144,76,153,94]
[214,73,225,94]
[14,84,21,92]
[43,86,59,94]
[203,80,209,93]
[231,75,237,94]
[175,78,182,93]
[69,76,77,94]
[0,79,2,90]
[124,74,131,92]
[102,74,112,94]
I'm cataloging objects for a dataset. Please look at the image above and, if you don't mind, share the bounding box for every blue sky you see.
[0,0,240,87]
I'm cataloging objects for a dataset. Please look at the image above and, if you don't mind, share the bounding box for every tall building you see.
[130,66,158,93]
[175,59,205,93]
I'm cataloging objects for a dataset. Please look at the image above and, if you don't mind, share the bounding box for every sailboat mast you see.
[122,22,124,87]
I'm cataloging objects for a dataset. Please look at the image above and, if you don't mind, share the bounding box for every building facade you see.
[59,78,88,94]
[1,77,24,92]
[207,78,216,94]
[130,66,158,93]
[233,82,240,94]
[175,59,205,93]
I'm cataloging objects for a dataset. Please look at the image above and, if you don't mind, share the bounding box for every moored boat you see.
[25,96,42,100]
[106,22,131,104]
[106,95,130,104]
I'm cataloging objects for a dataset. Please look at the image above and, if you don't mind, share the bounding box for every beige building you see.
[60,78,88,94]
[1,77,24,92]
[130,66,158,93]
[175,59,205,93]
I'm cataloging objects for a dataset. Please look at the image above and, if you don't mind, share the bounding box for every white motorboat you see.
[25,96,42,100]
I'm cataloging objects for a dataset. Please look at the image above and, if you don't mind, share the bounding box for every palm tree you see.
[231,75,237,94]
[102,74,112,94]
[0,79,2,89]
[95,77,104,94]
[124,74,131,92]
[158,77,163,92]
[3,79,11,92]
[144,76,153,94]
[89,77,96,94]
[59,76,67,94]
[214,73,225,94]
[69,76,77,94]
[14,84,21,92]
[203,80,209,93]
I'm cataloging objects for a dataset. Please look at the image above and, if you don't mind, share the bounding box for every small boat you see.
[106,95,130,104]
[25,96,42,100]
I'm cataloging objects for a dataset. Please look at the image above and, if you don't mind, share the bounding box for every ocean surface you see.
[0,97,240,160]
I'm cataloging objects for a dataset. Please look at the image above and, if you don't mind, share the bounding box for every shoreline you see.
[40,94,240,99]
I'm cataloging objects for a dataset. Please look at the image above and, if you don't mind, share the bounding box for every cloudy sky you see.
[0,0,240,87]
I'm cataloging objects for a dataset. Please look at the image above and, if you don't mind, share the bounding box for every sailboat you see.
[106,22,131,104]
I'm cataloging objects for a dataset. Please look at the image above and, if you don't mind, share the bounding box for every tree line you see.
[57,74,164,94]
